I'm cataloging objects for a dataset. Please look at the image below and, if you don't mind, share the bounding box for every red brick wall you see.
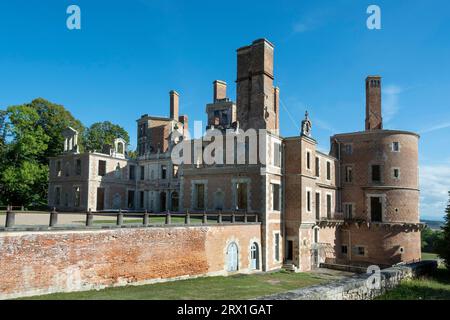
[0,224,261,299]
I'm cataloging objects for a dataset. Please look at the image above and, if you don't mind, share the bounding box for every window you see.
[74,187,81,207]
[356,246,365,256]
[274,233,280,262]
[127,190,135,209]
[64,163,70,177]
[75,159,81,175]
[129,165,136,180]
[173,165,179,178]
[56,161,62,177]
[140,166,145,180]
[237,183,248,210]
[326,194,332,219]
[306,190,311,212]
[315,157,320,177]
[195,184,205,210]
[306,151,311,170]
[98,160,106,176]
[227,242,239,272]
[371,165,381,182]
[326,161,331,180]
[273,142,281,167]
[139,191,144,209]
[341,245,348,255]
[250,243,259,270]
[345,144,353,155]
[64,193,69,207]
[392,142,400,152]
[161,165,167,180]
[55,187,61,206]
[345,166,353,183]
[370,196,383,222]
[393,168,400,179]
[272,184,280,211]
[344,203,353,219]
[313,228,319,243]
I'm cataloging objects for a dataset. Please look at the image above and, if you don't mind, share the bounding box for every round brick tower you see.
[330,76,423,267]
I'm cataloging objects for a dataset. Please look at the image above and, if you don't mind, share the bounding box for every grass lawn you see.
[422,252,439,260]
[23,271,332,300]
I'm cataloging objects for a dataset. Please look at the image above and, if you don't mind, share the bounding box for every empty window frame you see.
[272,184,280,211]
[98,160,106,176]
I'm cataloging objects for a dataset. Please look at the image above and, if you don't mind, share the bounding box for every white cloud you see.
[419,121,450,134]
[382,85,402,123]
[420,164,450,220]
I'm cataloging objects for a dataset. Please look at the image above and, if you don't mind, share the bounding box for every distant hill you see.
[421,219,444,231]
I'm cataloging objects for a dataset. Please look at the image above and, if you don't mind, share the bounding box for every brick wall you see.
[0,224,261,299]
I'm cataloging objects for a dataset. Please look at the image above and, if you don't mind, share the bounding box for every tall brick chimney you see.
[365,76,382,130]
[170,90,179,120]
[213,80,227,102]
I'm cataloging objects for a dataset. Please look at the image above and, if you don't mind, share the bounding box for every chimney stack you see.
[213,80,227,102]
[365,76,382,130]
[170,90,179,120]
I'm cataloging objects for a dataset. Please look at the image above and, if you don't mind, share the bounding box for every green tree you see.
[0,104,50,206]
[27,98,84,160]
[83,121,130,152]
[437,192,450,269]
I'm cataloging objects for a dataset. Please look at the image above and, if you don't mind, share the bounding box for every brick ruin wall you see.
[0,224,261,299]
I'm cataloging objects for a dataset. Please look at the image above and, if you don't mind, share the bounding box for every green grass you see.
[422,252,439,260]
[377,267,450,300]
[23,271,331,300]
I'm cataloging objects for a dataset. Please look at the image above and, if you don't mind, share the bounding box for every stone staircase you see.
[282,263,299,272]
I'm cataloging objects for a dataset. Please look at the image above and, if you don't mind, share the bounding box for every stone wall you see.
[259,261,437,300]
[0,224,261,299]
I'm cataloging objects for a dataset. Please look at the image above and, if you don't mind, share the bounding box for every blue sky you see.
[1,0,449,220]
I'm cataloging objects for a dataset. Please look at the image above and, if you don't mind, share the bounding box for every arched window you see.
[117,142,124,154]
[250,242,259,270]
[226,242,239,272]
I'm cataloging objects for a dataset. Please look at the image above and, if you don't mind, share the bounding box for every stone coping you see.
[0,222,261,233]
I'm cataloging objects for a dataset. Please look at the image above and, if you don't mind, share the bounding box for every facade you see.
[48,38,423,273]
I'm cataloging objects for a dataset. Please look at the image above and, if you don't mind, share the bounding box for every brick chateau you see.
[48,39,424,273]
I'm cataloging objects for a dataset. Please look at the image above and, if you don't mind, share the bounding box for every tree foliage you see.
[421,227,444,253]
[0,99,130,207]
[437,192,450,269]
[83,121,130,152]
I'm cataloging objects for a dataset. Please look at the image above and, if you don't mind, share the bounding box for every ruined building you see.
[48,39,423,273]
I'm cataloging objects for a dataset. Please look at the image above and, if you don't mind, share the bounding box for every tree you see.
[83,121,130,152]
[0,99,83,207]
[0,104,50,206]
[28,98,84,161]
[437,192,450,269]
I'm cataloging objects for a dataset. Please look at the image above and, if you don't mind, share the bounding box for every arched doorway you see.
[250,242,259,270]
[160,192,167,212]
[171,192,179,212]
[227,242,239,272]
